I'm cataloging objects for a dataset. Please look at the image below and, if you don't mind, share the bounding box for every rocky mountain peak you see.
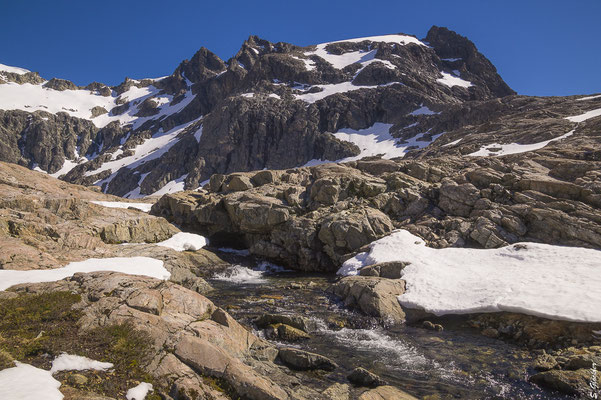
[426,25,515,97]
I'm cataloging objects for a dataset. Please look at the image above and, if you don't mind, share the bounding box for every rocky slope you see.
[0,26,528,198]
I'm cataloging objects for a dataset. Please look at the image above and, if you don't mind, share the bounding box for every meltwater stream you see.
[207,257,568,399]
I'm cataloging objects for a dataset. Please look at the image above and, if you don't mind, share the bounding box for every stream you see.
[205,253,568,399]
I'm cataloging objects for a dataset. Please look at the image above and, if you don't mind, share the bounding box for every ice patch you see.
[0,257,170,291]
[90,200,153,213]
[338,229,601,322]
[409,106,439,116]
[126,382,153,400]
[436,71,473,88]
[156,232,207,251]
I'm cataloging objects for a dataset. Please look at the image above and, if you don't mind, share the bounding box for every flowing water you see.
[207,256,568,399]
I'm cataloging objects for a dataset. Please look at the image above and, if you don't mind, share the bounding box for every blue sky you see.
[2,0,600,96]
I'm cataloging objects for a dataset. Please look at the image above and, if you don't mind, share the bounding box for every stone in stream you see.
[422,320,444,332]
[264,323,311,342]
[255,313,315,332]
[347,367,387,387]
[529,369,600,396]
[358,385,419,400]
[277,348,338,371]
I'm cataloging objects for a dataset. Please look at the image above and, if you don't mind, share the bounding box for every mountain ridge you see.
[0,26,598,199]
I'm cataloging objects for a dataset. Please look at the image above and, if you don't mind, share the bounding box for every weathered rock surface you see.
[277,348,338,371]
[153,142,601,273]
[328,276,407,325]
[347,367,387,387]
[7,272,318,400]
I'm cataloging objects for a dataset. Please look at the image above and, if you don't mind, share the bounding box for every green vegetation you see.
[0,291,162,398]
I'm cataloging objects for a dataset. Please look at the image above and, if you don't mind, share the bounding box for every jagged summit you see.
[0,27,598,198]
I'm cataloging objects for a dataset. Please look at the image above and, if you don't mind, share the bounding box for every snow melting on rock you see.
[0,362,63,400]
[0,257,170,291]
[338,229,601,322]
[304,122,443,166]
[150,174,188,197]
[436,71,473,88]
[90,200,153,212]
[156,232,207,252]
[126,382,154,400]
[468,130,575,157]
[565,107,601,122]
[50,353,113,374]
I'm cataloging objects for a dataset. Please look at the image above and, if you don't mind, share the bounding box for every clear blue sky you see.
[2,0,600,96]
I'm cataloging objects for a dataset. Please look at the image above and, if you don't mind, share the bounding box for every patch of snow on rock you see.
[90,200,152,213]
[0,63,30,74]
[565,107,601,122]
[0,257,170,291]
[436,71,473,88]
[156,232,207,252]
[126,382,154,400]
[50,353,113,374]
[338,229,601,322]
[0,362,63,400]
[468,130,575,156]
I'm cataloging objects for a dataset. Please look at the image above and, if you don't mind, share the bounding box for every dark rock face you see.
[0,26,529,197]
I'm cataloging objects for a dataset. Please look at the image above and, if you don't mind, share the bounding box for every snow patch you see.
[468,130,575,157]
[126,382,153,400]
[50,353,113,374]
[338,230,601,322]
[90,200,153,213]
[576,94,601,101]
[410,106,439,116]
[436,71,473,88]
[156,232,207,251]
[0,63,30,74]
[565,107,601,122]
[295,81,401,103]
[0,257,170,291]
[0,362,62,400]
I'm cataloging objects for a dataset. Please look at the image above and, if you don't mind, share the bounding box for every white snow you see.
[150,174,188,197]
[50,353,113,374]
[442,58,461,62]
[304,123,443,166]
[0,257,170,291]
[84,118,201,181]
[409,106,439,116]
[0,63,30,75]
[565,107,601,122]
[338,230,601,322]
[49,159,80,178]
[436,71,473,88]
[442,138,462,147]
[126,382,153,400]
[576,94,601,101]
[295,81,401,103]
[315,34,426,48]
[156,232,207,251]
[241,92,254,98]
[468,130,575,157]
[90,200,153,212]
[193,125,203,142]
[0,362,63,400]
